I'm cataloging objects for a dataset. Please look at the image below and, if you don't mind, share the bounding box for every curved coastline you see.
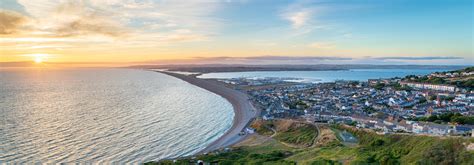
[156,71,257,154]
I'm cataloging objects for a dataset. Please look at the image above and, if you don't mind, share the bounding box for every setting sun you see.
[34,57,43,63]
[32,54,48,63]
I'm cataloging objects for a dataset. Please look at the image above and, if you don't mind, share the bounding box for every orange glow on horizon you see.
[28,54,48,64]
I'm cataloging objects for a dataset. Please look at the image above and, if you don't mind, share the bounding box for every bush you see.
[311,159,341,165]
[370,139,385,147]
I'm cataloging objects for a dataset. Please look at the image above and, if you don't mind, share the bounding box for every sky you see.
[0,0,473,66]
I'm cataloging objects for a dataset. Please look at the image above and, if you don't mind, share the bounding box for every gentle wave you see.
[0,68,234,163]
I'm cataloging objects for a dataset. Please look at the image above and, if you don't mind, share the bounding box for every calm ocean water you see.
[0,69,233,163]
[198,69,451,82]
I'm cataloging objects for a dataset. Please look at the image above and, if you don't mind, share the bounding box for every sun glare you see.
[32,54,47,63]
[34,56,43,63]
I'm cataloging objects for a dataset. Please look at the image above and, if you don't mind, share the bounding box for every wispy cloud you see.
[0,0,231,61]
[280,1,324,35]
[193,55,352,61]
[279,1,366,39]
[2,0,127,38]
[5,0,225,44]
[52,2,125,37]
[282,9,313,29]
[371,56,464,60]
[175,55,465,65]
[0,10,27,34]
[247,56,350,60]
[136,55,353,65]
[308,42,335,49]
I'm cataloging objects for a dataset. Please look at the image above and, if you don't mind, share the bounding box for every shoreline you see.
[156,71,258,154]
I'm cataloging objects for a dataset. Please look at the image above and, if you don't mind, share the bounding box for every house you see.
[394,121,413,132]
[453,125,473,136]
[375,122,390,133]
[245,127,255,134]
[383,120,394,126]
[262,114,274,120]
[426,123,452,136]
[385,125,395,133]
[362,122,375,129]
[400,82,457,92]
[412,111,426,118]
[412,122,427,134]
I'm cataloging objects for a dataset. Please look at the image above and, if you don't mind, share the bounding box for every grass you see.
[336,125,474,164]
[250,119,275,136]
[240,137,293,154]
[149,124,474,165]
[251,119,319,147]
[286,146,357,165]
[274,124,318,147]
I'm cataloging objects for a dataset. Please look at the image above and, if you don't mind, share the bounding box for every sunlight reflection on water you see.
[0,68,233,163]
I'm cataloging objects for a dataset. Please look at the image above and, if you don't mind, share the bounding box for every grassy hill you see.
[148,123,474,165]
[337,125,474,164]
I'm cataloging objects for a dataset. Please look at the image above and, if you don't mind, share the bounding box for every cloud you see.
[1,1,126,38]
[89,0,223,36]
[244,55,350,61]
[280,1,322,34]
[186,56,464,65]
[0,10,27,34]
[0,0,230,59]
[50,1,125,37]
[308,42,335,49]
[279,1,364,37]
[194,55,352,61]
[371,56,464,60]
[137,55,354,65]
[282,9,313,29]
[54,16,124,37]
[5,0,225,45]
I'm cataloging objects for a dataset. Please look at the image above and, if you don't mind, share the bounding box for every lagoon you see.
[198,69,451,82]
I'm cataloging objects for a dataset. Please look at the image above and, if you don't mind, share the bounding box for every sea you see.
[0,68,234,163]
[197,69,453,82]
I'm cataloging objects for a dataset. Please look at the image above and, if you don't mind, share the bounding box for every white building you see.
[400,82,456,92]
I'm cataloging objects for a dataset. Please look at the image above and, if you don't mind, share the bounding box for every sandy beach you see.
[157,71,257,154]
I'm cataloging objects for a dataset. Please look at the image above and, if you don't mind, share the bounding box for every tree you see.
[451,116,474,125]
[427,115,438,122]
[374,83,385,90]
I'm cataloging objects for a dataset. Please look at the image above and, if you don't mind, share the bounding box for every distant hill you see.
[129,64,467,73]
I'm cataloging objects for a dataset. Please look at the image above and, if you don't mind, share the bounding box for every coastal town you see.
[3,0,473,163]
[149,67,474,164]
[219,67,474,137]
